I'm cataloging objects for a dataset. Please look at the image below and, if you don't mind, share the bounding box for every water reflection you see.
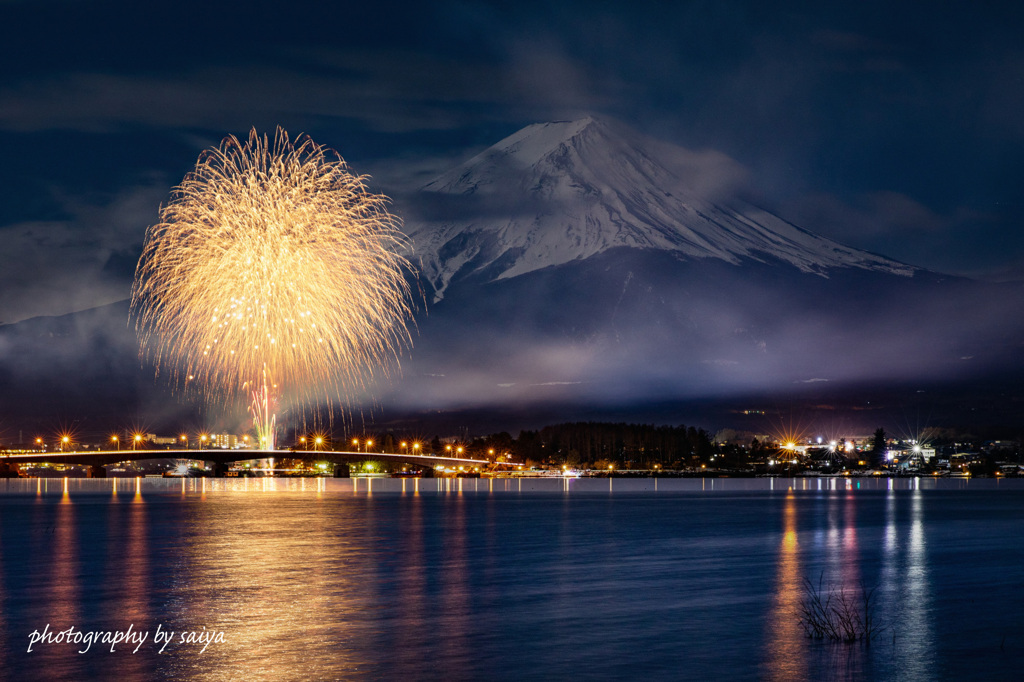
[162,489,376,680]
[826,489,861,605]
[763,489,807,680]
[438,491,471,668]
[25,479,82,678]
[0,477,1016,681]
[761,482,940,680]
[882,486,933,677]
[109,479,150,678]
[51,481,79,633]
[389,492,427,669]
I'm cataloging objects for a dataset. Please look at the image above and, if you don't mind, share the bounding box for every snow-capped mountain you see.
[409,116,915,301]
[388,116,1024,410]
[4,118,1023,426]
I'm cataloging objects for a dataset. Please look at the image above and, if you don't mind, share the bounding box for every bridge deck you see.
[1,449,521,468]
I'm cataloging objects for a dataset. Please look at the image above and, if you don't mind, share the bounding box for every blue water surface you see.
[0,476,1021,680]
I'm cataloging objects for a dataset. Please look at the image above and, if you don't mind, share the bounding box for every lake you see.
[0,476,1021,680]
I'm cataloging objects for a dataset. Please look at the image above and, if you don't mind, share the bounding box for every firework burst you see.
[132,127,414,408]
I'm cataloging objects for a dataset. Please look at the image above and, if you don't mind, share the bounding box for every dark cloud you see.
[0,183,164,322]
[376,255,1024,414]
[774,191,1013,278]
[0,1,1022,319]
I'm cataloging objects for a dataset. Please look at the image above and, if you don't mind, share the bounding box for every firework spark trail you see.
[132,128,414,408]
[249,366,276,450]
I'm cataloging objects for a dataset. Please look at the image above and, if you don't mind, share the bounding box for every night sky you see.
[2,0,1023,325]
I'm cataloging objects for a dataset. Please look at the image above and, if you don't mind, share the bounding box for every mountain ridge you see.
[408,116,917,301]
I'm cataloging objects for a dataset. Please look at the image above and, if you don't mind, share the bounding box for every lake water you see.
[0,476,1021,680]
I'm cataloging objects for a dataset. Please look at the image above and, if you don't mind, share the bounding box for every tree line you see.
[337,422,715,468]
[472,422,715,468]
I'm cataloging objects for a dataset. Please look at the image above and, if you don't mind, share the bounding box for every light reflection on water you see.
[884,485,934,679]
[0,477,1022,680]
[763,489,806,681]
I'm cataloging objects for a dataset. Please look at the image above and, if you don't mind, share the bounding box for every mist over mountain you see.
[3,117,1023,434]
[388,116,1024,415]
[0,300,206,434]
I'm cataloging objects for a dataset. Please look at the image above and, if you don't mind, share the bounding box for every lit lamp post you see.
[412,442,420,456]
[352,438,359,453]
[366,439,374,453]
[315,436,324,450]
[200,434,207,451]
[111,435,119,451]
[400,441,407,455]
[180,434,188,450]
[62,436,70,452]
[133,434,142,451]
[299,436,307,449]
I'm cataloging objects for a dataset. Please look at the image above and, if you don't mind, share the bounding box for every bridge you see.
[0,449,522,478]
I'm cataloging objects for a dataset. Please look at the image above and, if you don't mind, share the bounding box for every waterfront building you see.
[213,433,238,449]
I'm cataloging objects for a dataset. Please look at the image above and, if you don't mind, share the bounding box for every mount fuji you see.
[409,116,915,302]
[389,116,1024,411]
[2,116,1023,430]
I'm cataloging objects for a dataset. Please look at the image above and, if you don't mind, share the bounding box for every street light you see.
[62,435,70,452]
[366,439,374,453]
[315,436,324,450]
[133,434,142,451]
[180,434,188,450]
[352,438,359,452]
[199,434,208,450]
[111,435,119,451]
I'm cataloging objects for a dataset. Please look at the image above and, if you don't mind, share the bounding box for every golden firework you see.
[132,127,414,407]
